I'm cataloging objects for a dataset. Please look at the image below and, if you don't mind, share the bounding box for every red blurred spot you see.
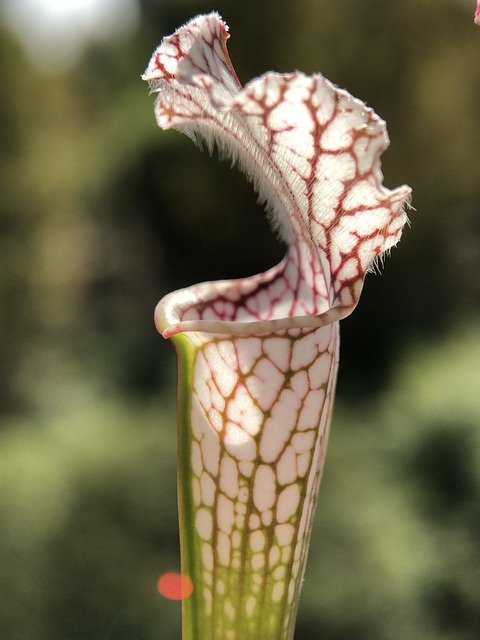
[157,572,194,600]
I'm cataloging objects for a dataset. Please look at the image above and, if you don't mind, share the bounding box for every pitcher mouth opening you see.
[154,252,356,340]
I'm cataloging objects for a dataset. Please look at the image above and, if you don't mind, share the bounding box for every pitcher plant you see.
[143,12,411,640]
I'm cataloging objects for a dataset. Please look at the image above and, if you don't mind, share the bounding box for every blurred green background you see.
[1,0,479,638]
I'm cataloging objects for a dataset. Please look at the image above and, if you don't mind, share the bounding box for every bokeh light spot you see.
[157,572,194,600]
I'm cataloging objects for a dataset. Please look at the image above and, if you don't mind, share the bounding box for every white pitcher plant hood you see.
[143,12,411,640]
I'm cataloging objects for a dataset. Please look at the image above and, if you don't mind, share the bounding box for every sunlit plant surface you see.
[143,12,410,640]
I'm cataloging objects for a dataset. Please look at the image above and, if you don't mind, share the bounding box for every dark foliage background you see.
[0,0,479,638]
